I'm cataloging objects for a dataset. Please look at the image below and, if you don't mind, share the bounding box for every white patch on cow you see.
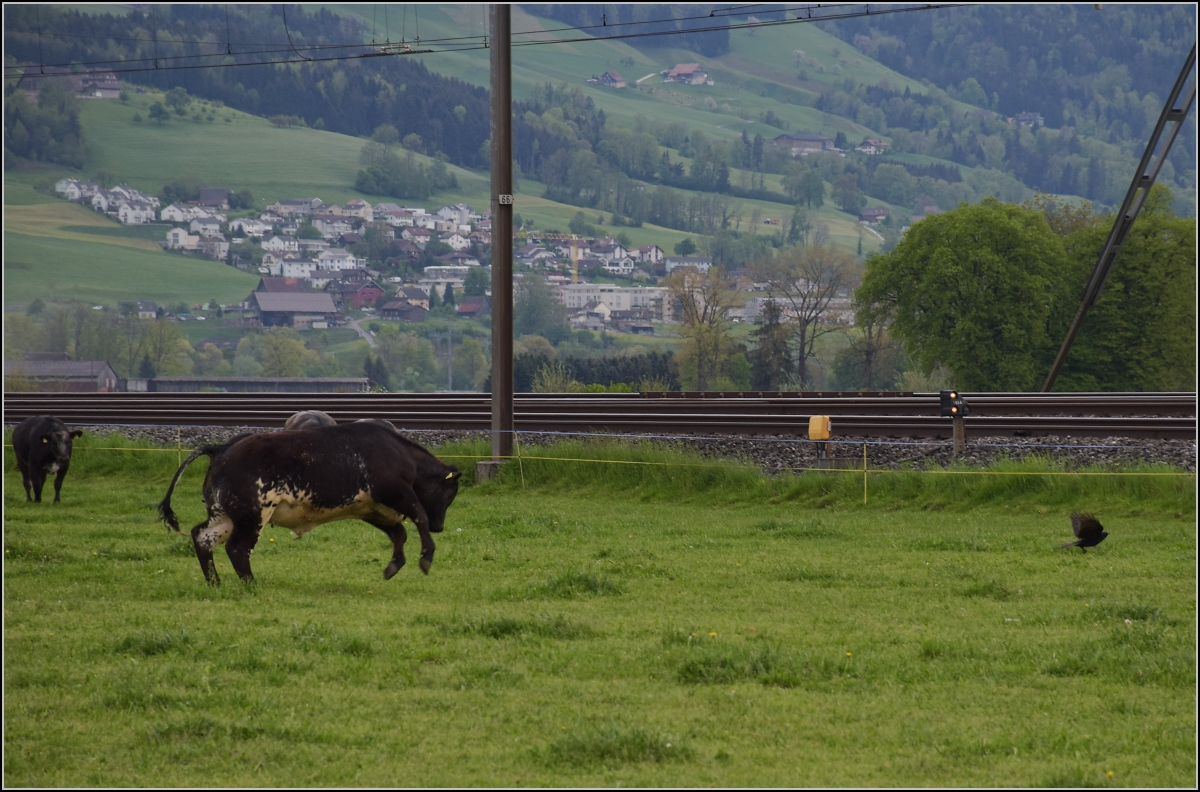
[196,517,233,551]
[258,486,384,537]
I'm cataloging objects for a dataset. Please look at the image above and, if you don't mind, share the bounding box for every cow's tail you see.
[157,435,253,533]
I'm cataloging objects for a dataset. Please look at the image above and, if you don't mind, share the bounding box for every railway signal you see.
[940,390,969,455]
[940,390,969,417]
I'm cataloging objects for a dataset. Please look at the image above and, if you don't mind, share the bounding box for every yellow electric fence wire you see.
[4,445,1195,478]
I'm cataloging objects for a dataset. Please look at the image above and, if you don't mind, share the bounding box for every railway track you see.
[4,392,1195,440]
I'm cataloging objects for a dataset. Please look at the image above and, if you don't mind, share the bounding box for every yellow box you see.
[808,415,831,441]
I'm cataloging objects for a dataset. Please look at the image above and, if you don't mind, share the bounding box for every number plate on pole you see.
[498,194,514,205]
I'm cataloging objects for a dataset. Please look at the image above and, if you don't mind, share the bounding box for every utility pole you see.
[484,3,514,476]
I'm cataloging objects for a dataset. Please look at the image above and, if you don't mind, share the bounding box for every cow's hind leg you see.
[192,516,233,585]
[224,520,262,583]
[365,515,408,580]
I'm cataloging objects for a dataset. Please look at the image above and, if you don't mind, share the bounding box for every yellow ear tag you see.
[445,472,455,479]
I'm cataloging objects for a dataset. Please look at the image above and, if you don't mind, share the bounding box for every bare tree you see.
[752,244,850,387]
[118,316,148,376]
[664,266,739,390]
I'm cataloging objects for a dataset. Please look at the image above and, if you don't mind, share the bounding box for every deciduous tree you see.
[855,198,1069,390]
[664,266,739,390]
[752,244,851,387]
[1053,186,1196,391]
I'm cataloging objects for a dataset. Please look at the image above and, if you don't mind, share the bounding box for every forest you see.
[5,4,1194,216]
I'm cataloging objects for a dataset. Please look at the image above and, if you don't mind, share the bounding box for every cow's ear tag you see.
[42,437,49,444]
[445,472,455,480]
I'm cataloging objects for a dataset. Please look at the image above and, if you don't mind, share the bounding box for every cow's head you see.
[421,468,461,533]
[41,428,83,466]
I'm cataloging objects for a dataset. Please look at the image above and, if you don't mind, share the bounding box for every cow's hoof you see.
[384,560,402,580]
[419,557,432,575]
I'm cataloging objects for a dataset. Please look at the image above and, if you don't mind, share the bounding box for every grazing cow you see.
[12,416,83,503]
[283,410,336,430]
[158,421,461,585]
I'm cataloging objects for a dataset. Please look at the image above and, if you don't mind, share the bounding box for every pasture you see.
[3,431,1195,787]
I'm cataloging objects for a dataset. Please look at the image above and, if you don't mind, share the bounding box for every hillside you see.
[3,84,882,310]
[8,4,1188,226]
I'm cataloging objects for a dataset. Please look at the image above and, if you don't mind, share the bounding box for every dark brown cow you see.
[12,415,83,503]
[158,421,461,585]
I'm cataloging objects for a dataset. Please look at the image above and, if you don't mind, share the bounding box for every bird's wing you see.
[1071,512,1103,540]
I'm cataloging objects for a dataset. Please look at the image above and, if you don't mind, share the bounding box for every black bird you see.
[1063,512,1109,553]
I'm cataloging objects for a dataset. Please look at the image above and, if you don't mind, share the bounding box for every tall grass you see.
[472,436,1195,515]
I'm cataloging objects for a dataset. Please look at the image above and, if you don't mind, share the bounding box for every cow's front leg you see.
[376,483,435,574]
[52,465,69,504]
[30,469,47,503]
[366,516,408,579]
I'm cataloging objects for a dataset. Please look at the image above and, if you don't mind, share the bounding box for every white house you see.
[191,207,226,224]
[664,256,714,274]
[298,239,331,256]
[379,209,415,228]
[634,244,665,263]
[262,234,300,253]
[190,217,222,236]
[312,215,353,239]
[342,199,374,222]
[166,228,200,250]
[56,178,95,201]
[436,204,474,226]
[267,198,322,218]
[601,256,637,276]
[590,239,629,260]
[441,232,471,252]
[160,204,194,223]
[420,266,470,296]
[229,218,273,237]
[402,227,434,246]
[91,190,118,213]
[559,284,667,311]
[316,248,359,272]
[280,258,319,279]
[199,234,229,261]
[118,201,156,225]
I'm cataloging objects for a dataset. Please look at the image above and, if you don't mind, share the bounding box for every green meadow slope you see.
[6,3,1092,309]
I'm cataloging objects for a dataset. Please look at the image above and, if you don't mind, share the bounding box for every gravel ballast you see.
[76,424,1196,475]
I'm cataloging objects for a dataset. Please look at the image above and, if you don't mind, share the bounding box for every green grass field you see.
[3,231,258,308]
[4,432,1195,787]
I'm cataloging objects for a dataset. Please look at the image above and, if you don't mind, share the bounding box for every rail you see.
[3,392,1195,440]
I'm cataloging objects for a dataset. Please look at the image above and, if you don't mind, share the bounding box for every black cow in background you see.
[283,410,337,430]
[12,415,83,503]
[158,420,462,585]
